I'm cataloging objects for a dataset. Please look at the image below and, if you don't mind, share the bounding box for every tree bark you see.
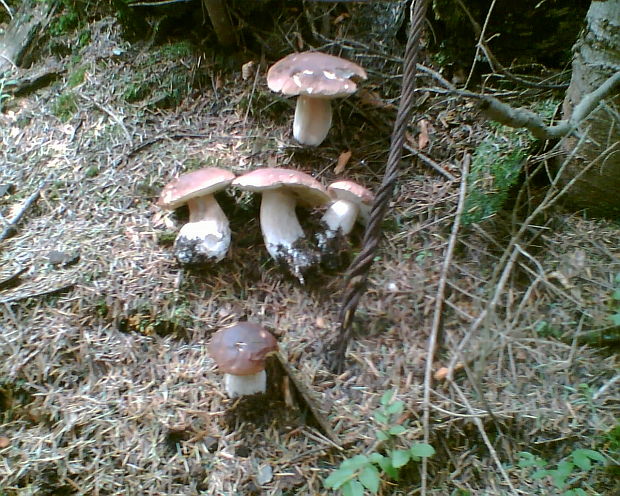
[559,0,620,217]
[202,0,235,47]
[0,0,55,75]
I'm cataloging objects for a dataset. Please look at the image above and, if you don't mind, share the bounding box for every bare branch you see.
[418,64,620,140]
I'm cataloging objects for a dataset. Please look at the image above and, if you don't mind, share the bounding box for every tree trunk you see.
[0,0,55,75]
[560,0,620,217]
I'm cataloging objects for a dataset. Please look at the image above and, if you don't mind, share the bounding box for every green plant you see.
[324,390,435,495]
[52,92,78,122]
[518,449,606,495]
[463,125,530,225]
[0,76,16,112]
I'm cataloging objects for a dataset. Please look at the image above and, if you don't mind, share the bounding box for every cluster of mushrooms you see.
[158,166,374,283]
[157,51,372,397]
[158,51,373,283]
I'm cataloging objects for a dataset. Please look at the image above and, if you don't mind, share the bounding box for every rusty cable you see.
[329,0,430,373]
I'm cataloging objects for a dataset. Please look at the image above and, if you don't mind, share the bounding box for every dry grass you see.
[1,5,618,496]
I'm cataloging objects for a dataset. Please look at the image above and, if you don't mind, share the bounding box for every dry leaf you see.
[241,61,255,81]
[418,119,429,150]
[334,150,352,175]
[357,89,393,109]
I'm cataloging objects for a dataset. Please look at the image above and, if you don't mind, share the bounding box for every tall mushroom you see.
[208,322,278,398]
[158,167,235,265]
[267,52,367,146]
[232,168,330,282]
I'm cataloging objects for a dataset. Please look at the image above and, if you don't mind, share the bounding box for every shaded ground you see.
[1,3,618,495]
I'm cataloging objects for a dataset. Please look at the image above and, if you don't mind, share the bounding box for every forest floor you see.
[0,2,618,495]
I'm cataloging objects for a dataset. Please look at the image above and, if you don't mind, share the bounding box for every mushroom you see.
[208,322,278,398]
[321,180,375,237]
[316,181,375,264]
[232,168,330,282]
[267,51,367,146]
[158,167,235,265]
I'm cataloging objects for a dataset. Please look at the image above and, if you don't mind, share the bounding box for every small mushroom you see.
[321,180,375,237]
[158,167,235,265]
[316,180,374,267]
[208,322,278,398]
[232,168,330,282]
[267,52,367,146]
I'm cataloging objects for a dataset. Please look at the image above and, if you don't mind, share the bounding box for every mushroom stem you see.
[259,190,317,283]
[224,370,267,398]
[293,95,333,146]
[259,190,305,259]
[321,199,360,237]
[174,195,231,264]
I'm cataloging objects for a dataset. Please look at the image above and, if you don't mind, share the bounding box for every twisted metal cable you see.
[329,0,430,373]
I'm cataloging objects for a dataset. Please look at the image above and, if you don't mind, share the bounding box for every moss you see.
[463,125,531,225]
[84,165,99,178]
[68,66,86,88]
[52,92,78,122]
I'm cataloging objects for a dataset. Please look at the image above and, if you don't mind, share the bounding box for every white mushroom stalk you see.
[320,199,360,238]
[223,370,267,398]
[294,95,333,146]
[175,195,231,264]
[259,190,318,283]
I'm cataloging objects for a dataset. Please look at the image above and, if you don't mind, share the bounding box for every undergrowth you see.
[324,390,435,495]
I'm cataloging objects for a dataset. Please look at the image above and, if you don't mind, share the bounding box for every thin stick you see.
[0,187,41,242]
[420,154,469,495]
[450,381,519,495]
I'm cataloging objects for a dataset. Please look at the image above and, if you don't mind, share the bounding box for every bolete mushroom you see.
[321,180,375,237]
[158,167,235,265]
[267,51,367,146]
[208,322,278,398]
[232,168,330,282]
[316,180,375,267]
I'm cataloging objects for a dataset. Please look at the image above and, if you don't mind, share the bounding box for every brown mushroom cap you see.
[208,322,278,376]
[158,168,236,210]
[267,52,367,99]
[328,180,375,221]
[232,168,330,207]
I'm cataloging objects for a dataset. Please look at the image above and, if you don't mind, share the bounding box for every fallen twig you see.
[0,282,75,305]
[0,266,28,290]
[0,187,41,242]
[420,154,468,495]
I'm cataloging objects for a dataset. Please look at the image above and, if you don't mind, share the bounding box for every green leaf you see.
[386,400,405,416]
[388,425,406,436]
[369,453,384,464]
[380,390,395,406]
[531,469,550,480]
[340,455,370,471]
[377,456,399,481]
[391,449,411,468]
[342,479,365,496]
[375,430,389,442]
[612,288,620,300]
[550,461,574,489]
[410,443,436,458]
[358,464,381,494]
[566,489,587,496]
[572,450,592,471]
[609,312,620,326]
[572,449,605,470]
[324,467,356,489]
[373,411,389,424]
